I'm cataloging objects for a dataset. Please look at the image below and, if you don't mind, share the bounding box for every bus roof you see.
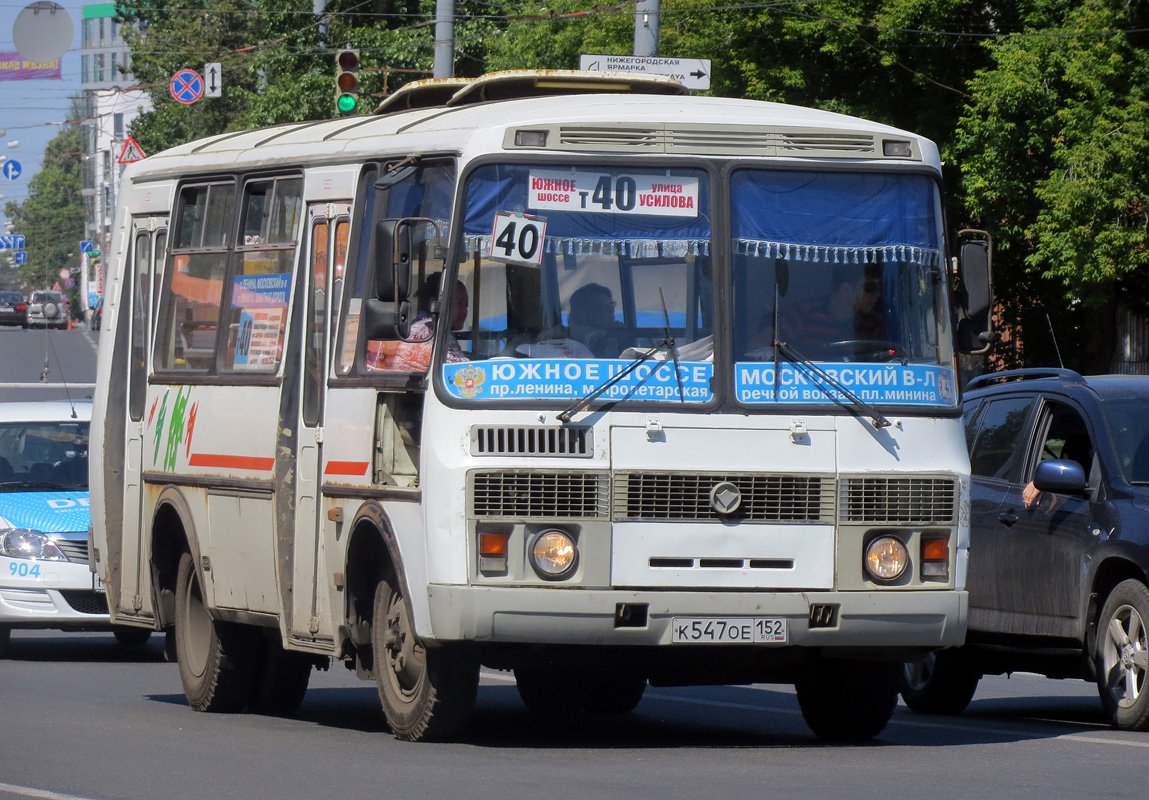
[125,72,939,182]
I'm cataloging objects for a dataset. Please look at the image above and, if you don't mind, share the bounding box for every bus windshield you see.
[444,163,955,409]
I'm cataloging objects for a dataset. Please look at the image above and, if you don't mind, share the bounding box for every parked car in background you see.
[0,401,151,656]
[0,291,27,328]
[900,369,1149,730]
[26,290,70,330]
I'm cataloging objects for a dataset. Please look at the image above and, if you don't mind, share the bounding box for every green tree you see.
[3,125,85,311]
[956,0,1149,371]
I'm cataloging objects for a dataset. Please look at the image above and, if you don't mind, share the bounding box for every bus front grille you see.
[613,472,834,523]
[470,470,609,518]
[470,425,593,457]
[841,477,957,524]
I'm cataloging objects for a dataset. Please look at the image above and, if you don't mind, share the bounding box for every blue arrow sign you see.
[14,251,27,265]
[2,160,21,181]
[0,234,25,249]
[80,239,94,253]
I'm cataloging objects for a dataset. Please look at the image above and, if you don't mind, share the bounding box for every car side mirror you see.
[1032,459,1088,495]
[955,230,994,355]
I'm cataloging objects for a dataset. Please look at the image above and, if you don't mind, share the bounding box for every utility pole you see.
[433,0,455,78]
[633,0,660,57]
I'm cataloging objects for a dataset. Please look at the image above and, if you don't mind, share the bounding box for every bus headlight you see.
[864,536,908,582]
[529,529,578,580]
[0,529,67,561]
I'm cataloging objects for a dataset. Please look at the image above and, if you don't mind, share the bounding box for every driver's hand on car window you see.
[1023,481,1052,511]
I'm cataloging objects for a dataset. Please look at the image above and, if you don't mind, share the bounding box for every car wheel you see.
[1095,579,1149,731]
[174,551,258,712]
[249,641,314,716]
[796,660,899,740]
[113,625,153,647]
[0,625,10,658]
[898,650,981,714]
[372,568,479,741]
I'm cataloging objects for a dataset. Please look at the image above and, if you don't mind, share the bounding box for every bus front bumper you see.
[426,585,967,648]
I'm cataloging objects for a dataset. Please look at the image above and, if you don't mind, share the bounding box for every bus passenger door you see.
[120,221,167,618]
[290,206,348,641]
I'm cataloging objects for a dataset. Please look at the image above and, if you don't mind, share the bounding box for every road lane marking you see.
[0,782,101,800]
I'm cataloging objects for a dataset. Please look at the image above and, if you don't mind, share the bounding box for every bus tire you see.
[113,626,153,647]
[372,571,479,741]
[514,668,585,715]
[250,641,314,716]
[898,650,980,715]
[583,671,646,715]
[1095,579,1149,731]
[795,660,899,741]
[174,551,258,712]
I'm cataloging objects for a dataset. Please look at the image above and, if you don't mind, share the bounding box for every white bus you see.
[91,71,992,742]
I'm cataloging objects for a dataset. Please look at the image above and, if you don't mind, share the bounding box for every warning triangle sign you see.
[118,137,148,164]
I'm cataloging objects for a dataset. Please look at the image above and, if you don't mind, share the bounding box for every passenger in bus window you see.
[369,272,469,372]
[566,282,627,358]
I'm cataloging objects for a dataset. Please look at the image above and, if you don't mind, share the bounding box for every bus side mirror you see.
[367,218,414,339]
[956,230,994,355]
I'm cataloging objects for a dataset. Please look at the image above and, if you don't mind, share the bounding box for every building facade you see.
[79,2,151,312]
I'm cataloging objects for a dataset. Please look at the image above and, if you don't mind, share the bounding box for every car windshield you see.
[0,420,90,491]
[0,292,21,303]
[1101,399,1149,484]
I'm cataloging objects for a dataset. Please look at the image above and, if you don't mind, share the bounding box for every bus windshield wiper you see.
[770,280,889,429]
[772,337,891,429]
[556,336,675,424]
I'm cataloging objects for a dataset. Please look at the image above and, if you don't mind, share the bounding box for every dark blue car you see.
[900,368,1149,730]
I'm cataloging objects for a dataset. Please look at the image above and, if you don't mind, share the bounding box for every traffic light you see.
[335,49,360,115]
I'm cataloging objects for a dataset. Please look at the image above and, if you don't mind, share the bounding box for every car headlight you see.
[529,529,578,580]
[864,536,908,582]
[0,529,67,561]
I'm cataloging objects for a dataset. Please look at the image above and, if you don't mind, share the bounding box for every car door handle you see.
[998,511,1019,526]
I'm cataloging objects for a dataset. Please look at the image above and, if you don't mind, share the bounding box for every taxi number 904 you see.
[671,617,788,644]
[9,562,42,578]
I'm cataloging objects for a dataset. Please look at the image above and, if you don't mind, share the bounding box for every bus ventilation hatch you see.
[470,425,593,457]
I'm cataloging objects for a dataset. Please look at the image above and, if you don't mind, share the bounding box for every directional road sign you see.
[204,62,222,98]
[170,69,204,104]
[14,251,27,265]
[1,160,22,181]
[80,240,95,253]
[0,234,25,249]
[579,54,711,91]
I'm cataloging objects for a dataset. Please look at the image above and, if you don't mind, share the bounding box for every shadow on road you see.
[3,631,165,664]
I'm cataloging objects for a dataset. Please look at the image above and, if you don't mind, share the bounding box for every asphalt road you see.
[0,325,99,404]
[0,630,1144,800]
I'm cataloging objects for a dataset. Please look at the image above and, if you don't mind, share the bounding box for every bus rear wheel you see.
[796,660,898,741]
[372,570,479,741]
[174,551,258,712]
[250,642,314,716]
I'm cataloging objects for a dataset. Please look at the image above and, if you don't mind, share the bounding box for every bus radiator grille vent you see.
[557,126,661,149]
[58,590,109,615]
[841,477,957,524]
[614,473,834,523]
[470,470,609,518]
[470,425,593,457]
[780,132,875,153]
[54,538,91,566]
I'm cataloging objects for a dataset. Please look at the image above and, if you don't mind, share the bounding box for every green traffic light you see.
[337,93,357,113]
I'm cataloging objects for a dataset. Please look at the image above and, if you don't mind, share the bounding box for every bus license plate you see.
[671,617,788,644]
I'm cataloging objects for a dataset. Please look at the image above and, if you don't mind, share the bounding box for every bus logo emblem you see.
[709,481,742,514]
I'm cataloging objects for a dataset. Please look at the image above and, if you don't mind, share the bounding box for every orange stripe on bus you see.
[188,453,275,471]
[325,461,369,476]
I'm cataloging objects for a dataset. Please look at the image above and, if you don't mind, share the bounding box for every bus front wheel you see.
[795,660,899,740]
[174,551,258,712]
[372,570,479,741]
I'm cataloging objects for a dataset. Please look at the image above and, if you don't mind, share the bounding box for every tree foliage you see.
[2,125,85,308]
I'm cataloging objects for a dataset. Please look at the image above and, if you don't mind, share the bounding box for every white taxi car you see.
[0,400,150,655]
